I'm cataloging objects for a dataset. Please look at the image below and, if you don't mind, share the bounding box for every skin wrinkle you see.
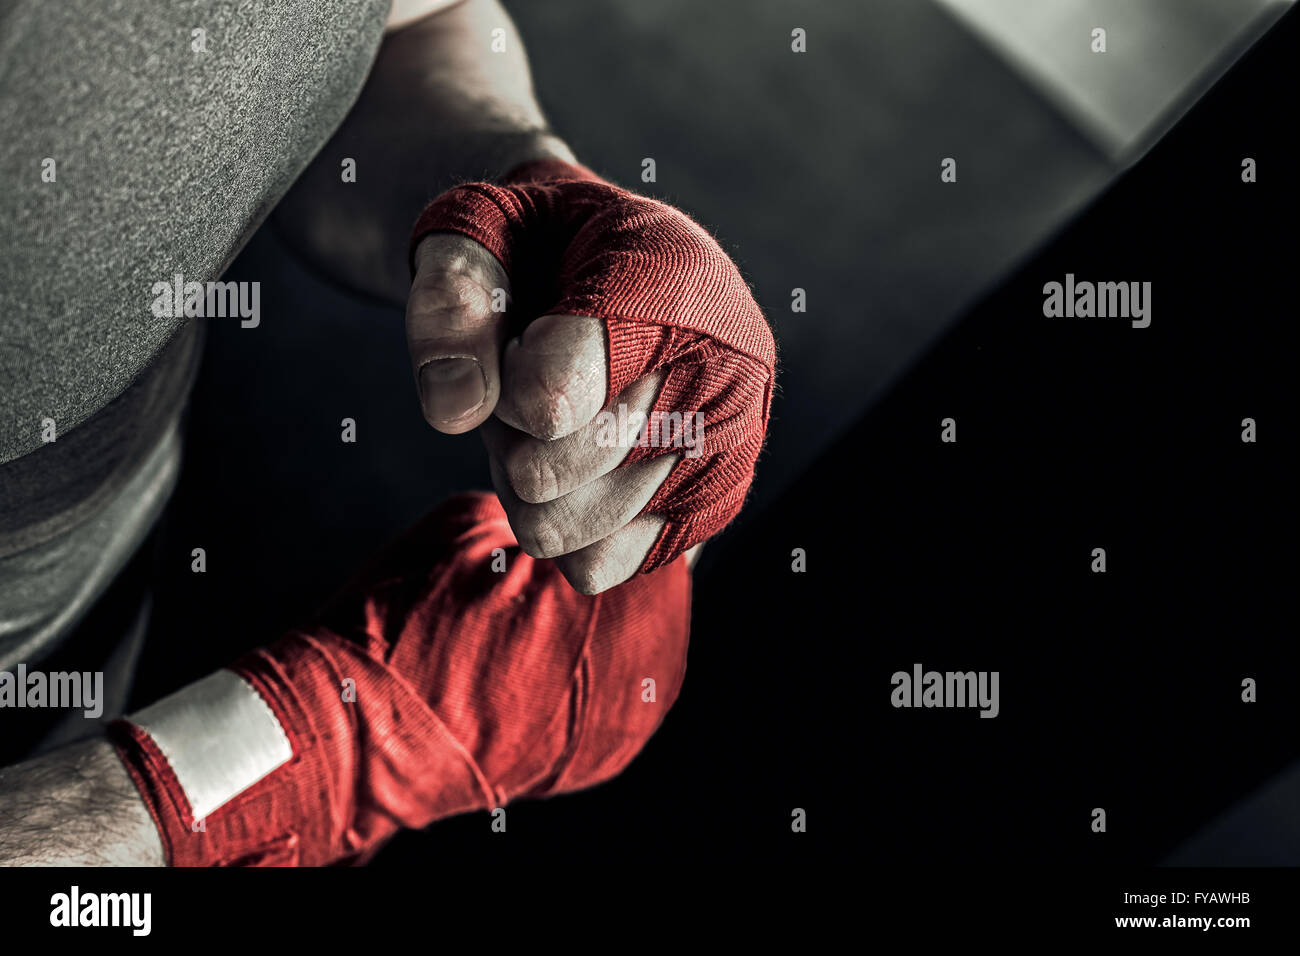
[487,370,663,505]
[498,316,609,441]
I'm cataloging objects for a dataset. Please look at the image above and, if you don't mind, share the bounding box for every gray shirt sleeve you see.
[0,0,391,465]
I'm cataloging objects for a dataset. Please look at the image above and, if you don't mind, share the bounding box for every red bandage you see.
[110,493,690,866]
[409,159,777,570]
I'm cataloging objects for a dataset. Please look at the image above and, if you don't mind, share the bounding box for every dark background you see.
[129,4,1297,867]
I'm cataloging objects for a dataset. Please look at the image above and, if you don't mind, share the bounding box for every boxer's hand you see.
[110,493,692,867]
[406,160,776,590]
[408,233,675,593]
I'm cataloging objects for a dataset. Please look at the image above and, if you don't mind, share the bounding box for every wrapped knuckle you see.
[519,375,578,440]
[517,508,566,559]
[507,445,559,504]
[414,270,492,316]
[563,554,608,596]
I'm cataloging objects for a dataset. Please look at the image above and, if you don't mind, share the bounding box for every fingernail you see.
[420,357,485,423]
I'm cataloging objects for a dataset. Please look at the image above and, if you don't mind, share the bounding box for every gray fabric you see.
[0,321,201,557]
[0,419,180,672]
[0,0,391,465]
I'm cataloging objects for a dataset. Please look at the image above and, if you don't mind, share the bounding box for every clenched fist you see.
[406,159,776,593]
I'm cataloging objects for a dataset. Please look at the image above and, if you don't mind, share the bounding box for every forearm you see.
[0,738,164,867]
[274,0,574,304]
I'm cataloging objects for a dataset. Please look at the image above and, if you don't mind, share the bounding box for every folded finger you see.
[490,452,677,561]
[481,372,664,504]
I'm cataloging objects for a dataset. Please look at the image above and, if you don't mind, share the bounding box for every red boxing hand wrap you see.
[409,159,777,570]
[110,493,690,866]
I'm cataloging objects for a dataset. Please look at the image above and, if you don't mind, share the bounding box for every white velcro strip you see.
[129,670,293,820]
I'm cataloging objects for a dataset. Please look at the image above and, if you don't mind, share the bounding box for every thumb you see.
[406,232,511,434]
